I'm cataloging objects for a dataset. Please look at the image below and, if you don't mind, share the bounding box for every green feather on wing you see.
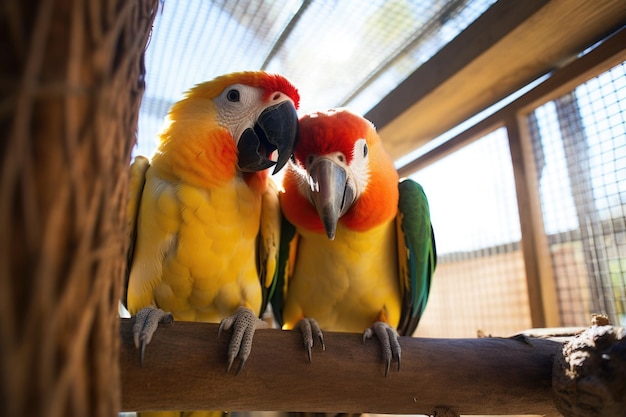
[395,178,437,336]
[270,211,297,327]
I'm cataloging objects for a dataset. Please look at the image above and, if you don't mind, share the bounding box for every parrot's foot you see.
[363,321,401,377]
[132,307,174,365]
[295,317,325,362]
[218,306,268,374]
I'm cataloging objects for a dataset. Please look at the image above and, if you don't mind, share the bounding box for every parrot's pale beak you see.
[308,158,356,240]
[237,100,298,174]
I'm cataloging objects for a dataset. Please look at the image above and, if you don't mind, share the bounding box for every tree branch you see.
[120,318,562,415]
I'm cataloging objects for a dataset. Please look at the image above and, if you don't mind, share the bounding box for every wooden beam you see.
[120,319,561,416]
[366,0,549,135]
[370,0,626,160]
[397,24,626,177]
[507,115,559,328]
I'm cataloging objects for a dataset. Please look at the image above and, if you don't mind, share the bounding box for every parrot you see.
[273,108,436,375]
[124,70,300,395]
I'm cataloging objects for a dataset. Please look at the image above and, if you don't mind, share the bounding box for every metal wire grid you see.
[134,0,496,159]
[411,128,531,338]
[529,61,626,327]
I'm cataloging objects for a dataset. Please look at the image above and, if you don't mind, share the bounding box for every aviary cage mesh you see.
[528,61,626,327]
[411,128,532,338]
[410,60,626,338]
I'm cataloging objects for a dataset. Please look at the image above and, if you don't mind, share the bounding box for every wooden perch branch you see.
[553,324,626,417]
[120,318,562,415]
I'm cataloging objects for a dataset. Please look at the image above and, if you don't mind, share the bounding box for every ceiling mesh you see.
[136,0,496,157]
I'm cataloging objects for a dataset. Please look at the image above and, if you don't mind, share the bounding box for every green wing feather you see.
[270,211,297,327]
[395,178,437,336]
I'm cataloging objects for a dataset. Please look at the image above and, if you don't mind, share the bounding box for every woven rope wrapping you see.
[0,1,158,416]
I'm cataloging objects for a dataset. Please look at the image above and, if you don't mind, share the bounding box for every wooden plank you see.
[365,0,549,135]
[395,27,626,328]
[397,25,626,177]
[120,319,561,415]
[507,115,559,328]
[371,0,626,160]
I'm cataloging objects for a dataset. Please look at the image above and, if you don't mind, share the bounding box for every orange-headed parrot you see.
[274,108,436,375]
[125,71,299,382]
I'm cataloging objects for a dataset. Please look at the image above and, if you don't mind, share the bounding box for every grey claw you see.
[236,359,246,375]
[218,306,267,374]
[314,323,325,352]
[363,321,401,377]
[393,342,401,372]
[225,352,235,373]
[306,342,312,363]
[218,317,231,340]
[140,338,147,366]
[297,318,324,362]
[132,307,174,366]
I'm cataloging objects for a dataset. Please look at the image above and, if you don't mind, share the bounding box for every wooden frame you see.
[368,0,626,161]
[396,27,626,328]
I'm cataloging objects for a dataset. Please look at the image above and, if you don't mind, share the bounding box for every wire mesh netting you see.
[406,59,625,338]
[135,0,496,158]
[529,61,626,327]
[410,128,532,338]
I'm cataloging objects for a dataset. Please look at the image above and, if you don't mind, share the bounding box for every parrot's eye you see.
[363,143,368,158]
[226,89,240,102]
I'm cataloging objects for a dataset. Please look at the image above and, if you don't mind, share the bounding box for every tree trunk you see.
[0,1,158,416]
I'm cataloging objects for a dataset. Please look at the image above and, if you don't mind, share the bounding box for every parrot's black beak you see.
[237,100,298,174]
[308,158,356,240]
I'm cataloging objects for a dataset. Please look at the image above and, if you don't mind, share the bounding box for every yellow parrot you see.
[124,72,299,416]
[274,108,436,375]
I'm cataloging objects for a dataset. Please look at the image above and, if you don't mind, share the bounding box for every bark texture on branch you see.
[120,319,562,416]
[553,324,626,417]
[0,1,157,416]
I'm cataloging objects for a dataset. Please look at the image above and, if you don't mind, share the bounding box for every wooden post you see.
[0,1,157,416]
[120,319,562,416]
